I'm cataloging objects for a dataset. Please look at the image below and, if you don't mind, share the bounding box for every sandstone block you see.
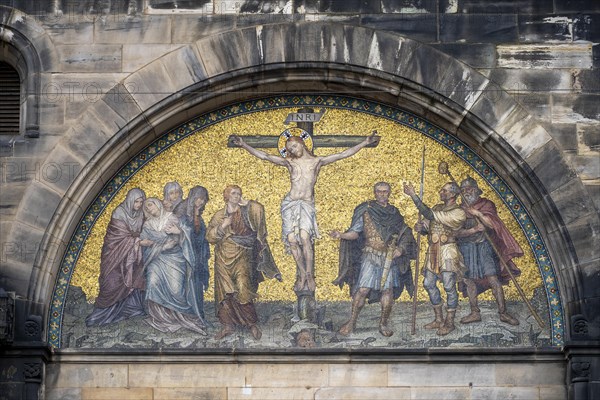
[389,364,496,386]
[495,363,565,386]
[57,45,122,73]
[81,387,153,400]
[471,386,540,400]
[152,387,227,400]
[497,44,593,69]
[329,364,388,387]
[245,364,328,388]
[316,387,410,399]
[411,387,472,400]
[122,44,182,73]
[128,364,246,388]
[46,364,128,388]
[229,386,315,400]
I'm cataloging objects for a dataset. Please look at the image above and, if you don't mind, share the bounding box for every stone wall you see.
[45,354,567,400]
[0,1,598,399]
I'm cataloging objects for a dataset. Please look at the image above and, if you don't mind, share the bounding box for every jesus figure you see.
[232,132,378,295]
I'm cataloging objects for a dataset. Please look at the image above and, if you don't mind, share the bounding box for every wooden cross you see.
[227,107,380,149]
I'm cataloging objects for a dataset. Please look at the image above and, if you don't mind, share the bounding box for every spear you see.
[438,161,545,328]
[411,145,426,335]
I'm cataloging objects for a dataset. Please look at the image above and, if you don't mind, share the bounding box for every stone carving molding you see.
[23,362,42,382]
[0,18,590,342]
[572,314,590,339]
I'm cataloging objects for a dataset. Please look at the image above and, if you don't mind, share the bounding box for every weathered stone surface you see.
[574,69,600,94]
[497,44,594,69]
[436,59,489,111]
[329,364,388,387]
[35,143,84,194]
[360,14,437,42]
[563,214,600,265]
[46,388,82,400]
[57,45,122,73]
[555,0,600,12]
[489,69,573,93]
[318,0,380,13]
[552,94,600,125]
[17,180,62,229]
[4,220,44,267]
[471,386,540,399]
[40,73,129,122]
[495,363,565,385]
[0,181,26,215]
[46,364,129,388]
[397,43,456,97]
[93,16,172,44]
[440,14,518,43]
[246,364,328,388]
[128,364,246,388]
[80,387,153,400]
[539,384,568,400]
[580,261,600,298]
[171,14,236,43]
[229,386,316,400]
[518,93,552,121]
[315,387,411,400]
[546,178,595,226]
[566,153,600,182]
[439,0,552,13]
[525,141,578,195]
[195,30,260,78]
[44,21,94,45]
[152,387,227,399]
[518,14,575,42]
[411,387,471,399]
[122,59,177,113]
[102,84,145,123]
[0,258,32,295]
[382,0,437,13]
[574,14,600,42]
[498,111,552,159]
[389,364,496,386]
[236,13,302,29]
[468,82,519,135]
[431,43,496,68]
[156,46,207,93]
[585,183,600,211]
[122,44,182,73]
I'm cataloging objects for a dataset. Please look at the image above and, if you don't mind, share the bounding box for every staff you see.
[411,145,426,335]
[438,161,545,328]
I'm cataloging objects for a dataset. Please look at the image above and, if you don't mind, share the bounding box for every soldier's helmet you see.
[460,176,483,195]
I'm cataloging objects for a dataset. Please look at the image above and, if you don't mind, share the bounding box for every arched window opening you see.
[0,61,21,136]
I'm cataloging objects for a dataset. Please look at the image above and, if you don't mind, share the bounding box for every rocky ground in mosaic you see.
[61,286,551,350]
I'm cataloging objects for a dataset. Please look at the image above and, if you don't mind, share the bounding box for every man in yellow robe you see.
[207,185,281,340]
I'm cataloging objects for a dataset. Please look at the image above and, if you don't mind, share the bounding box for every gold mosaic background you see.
[72,108,540,303]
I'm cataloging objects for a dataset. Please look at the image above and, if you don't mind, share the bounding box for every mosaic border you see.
[47,95,564,348]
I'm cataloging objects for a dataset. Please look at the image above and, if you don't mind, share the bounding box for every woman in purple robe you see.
[86,188,147,326]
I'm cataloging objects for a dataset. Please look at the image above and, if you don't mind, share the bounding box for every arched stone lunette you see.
[15,22,596,341]
[0,6,56,137]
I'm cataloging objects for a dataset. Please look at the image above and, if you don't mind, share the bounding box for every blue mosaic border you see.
[47,95,564,348]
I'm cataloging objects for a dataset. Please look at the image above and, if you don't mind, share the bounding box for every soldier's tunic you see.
[422,202,467,309]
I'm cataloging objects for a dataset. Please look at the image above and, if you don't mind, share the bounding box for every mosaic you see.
[48,95,563,350]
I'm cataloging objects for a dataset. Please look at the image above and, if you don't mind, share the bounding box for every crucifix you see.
[229,107,380,322]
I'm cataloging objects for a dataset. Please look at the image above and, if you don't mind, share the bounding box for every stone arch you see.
[22,22,596,341]
[0,6,56,137]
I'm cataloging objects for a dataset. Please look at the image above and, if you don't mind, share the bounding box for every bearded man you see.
[207,185,281,340]
[456,176,522,326]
